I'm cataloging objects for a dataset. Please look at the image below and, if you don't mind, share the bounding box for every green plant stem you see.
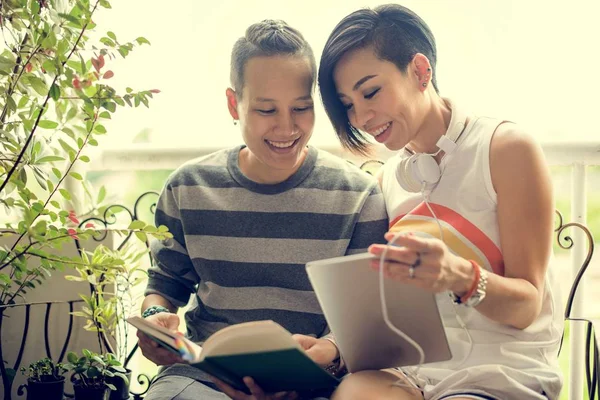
[0,116,97,274]
[0,233,74,272]
[0,33,31,126]
[0,0,100,196]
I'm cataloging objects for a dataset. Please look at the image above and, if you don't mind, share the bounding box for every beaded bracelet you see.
[142,305,170,319]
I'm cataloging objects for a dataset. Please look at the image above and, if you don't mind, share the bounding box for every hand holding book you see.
[127,317,340,393]
[135,312,186,366]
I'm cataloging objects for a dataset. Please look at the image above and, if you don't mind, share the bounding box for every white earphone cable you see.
[378,181,475,390]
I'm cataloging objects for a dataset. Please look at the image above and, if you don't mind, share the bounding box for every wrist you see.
[451,257,475,296]
[322,337,340,361]
[142,305,171,319]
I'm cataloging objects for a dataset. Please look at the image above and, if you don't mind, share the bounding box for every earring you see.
[233,119,238,126]
[422,67,431,88]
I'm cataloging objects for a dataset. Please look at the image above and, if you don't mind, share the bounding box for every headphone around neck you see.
[396,100,468,193]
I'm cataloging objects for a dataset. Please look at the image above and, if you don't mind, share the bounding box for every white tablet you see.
[306,252,452,372]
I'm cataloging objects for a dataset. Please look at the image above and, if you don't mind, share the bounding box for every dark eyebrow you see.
[254,95,313,102]
[339,75,378,98]
[353,75,377,91]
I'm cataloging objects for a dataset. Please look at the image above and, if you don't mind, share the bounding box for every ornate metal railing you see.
[0,300,84,400]
[555,210,598,399]
[0,192,160,400]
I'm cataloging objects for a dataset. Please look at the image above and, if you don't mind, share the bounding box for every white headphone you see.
[396,100,468,193]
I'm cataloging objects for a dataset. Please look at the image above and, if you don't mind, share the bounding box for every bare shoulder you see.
[490,123,543,163]
[489,123,548,190]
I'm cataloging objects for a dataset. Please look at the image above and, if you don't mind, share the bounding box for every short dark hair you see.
[318,4,438,154]
[230,19,316,97]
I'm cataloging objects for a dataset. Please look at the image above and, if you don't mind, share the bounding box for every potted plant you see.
[18,358,67,400]
[67,239,155,399]
[64,349,127,400]
[0,0,171,398]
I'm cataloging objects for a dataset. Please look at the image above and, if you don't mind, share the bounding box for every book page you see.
[126,316,204,361]
[203,320,302,357]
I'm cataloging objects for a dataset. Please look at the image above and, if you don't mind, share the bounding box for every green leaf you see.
[70,172,83,180]
[79,155,90,163]
[107,31,117,41]
[50,200,60,208]
[37,155,64,163]
[100,0,112,8]
[134,231,147,242]
[66,107,78,121]
[49,84,61,101]
[67,352,78,363]
[59,189,71,201]
[102,102,116,112]
[38,120,59,129]
[97,186,106,203]
[88,138,98,146]
[52,168,62,179]
[0,55,16,71]
[6,97,17,114]
[94,124,107,134]
[58,13,80,26]
[99,111,111,119]
[100,37,116,47]
[42,59,56,74]
[136,37,151,45]
[128,220,146,230]
[58,139,75,153]
[32,168,47,190]
[25,76,48,96]
[79,54,87,76]
[17,96,29,109]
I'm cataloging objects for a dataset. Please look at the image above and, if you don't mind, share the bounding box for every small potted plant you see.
[18,358,67,400]
[64,349,128,400]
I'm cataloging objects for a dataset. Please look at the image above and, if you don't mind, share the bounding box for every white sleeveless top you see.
[380,103,563,399]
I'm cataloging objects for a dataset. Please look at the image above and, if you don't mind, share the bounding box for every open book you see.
[126,317,339,393]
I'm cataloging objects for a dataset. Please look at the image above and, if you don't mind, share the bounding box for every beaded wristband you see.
[142,305,170,319]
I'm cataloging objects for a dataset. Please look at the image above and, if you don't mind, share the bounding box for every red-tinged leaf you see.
[91,57,101,72]
[85,223,95,228]
[72,78,81,89]
[150,89,160,93]
[103,70,114,79]
[25,63,33,73]
[98,54,105,69]
[68,215,79,225]
[67,228,79,240]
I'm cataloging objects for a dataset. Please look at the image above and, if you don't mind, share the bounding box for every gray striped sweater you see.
[145,145,388,346]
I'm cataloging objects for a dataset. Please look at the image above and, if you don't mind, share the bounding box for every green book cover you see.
[193,348,340,393]
[127,317,340,393]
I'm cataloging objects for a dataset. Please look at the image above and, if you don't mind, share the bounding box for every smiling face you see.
[227,55,315,183]
[333,46,429,151]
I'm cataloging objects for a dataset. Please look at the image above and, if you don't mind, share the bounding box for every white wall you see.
[92,0,600,151]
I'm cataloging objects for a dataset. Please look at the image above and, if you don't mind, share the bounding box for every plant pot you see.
[108,368,132,400]
[73,384,110,400]
[21,377,65,400]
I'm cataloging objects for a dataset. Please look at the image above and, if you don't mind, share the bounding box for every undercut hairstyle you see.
[230,19,316,98]
[318,4,438,154]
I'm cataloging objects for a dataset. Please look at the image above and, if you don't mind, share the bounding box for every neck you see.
[407,96,452,159]
[239,147,308,184]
